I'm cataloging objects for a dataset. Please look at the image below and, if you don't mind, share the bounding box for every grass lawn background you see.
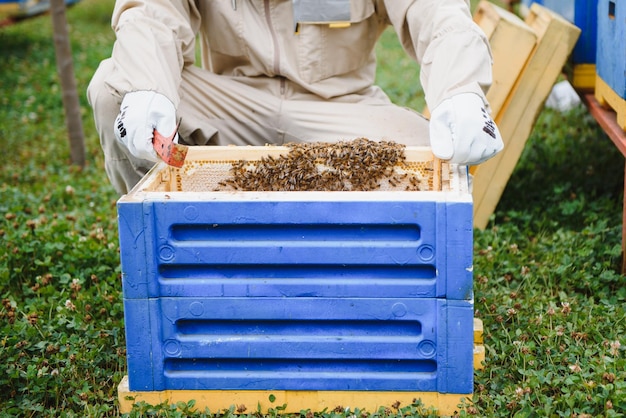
[1,0,625,416]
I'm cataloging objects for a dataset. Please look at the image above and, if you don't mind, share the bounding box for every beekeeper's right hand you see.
[429,93,503,166]
[114,90,178,162]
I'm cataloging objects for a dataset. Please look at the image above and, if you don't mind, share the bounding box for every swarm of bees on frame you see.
[214,138,428,192]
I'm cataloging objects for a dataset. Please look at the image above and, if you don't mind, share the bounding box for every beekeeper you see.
[87,0,504,195]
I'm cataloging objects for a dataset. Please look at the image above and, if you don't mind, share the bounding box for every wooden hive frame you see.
[135,145,448,194]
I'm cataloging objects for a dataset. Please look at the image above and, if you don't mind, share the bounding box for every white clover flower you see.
[65,299,76,311]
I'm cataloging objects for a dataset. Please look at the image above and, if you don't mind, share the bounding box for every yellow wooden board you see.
[117,381,472,416]
[0,3,20,17]
[572,64,597,91]
[473,317,484,344]
[595,75,626,131]
[473,318,485,371]
[472,3,580,229]
[474,345,485,369]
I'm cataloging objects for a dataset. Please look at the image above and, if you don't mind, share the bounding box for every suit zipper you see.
[263,0,282,77]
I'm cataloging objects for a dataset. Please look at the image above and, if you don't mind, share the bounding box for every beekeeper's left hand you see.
[429,93,504,165]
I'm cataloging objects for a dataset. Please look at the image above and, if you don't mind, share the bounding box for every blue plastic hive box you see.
[522,0,597,64]
[123,297,474,393]
[117,146,474,393]
[597,0,626,99]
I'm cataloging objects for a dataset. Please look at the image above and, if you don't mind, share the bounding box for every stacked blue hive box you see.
[117,146,475,405]
[596,0,626,102]
[522,0,598,89]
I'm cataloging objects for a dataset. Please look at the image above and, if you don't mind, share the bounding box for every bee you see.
[217,138,422,192]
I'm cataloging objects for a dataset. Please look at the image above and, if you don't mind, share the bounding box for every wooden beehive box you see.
[471,2,580,229]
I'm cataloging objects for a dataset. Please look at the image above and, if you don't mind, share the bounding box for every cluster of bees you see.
[215,138,427,192]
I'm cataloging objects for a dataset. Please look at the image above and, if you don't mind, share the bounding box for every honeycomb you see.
[148,139,446,193]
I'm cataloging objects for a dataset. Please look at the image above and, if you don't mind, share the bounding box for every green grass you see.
[1,0,625,416]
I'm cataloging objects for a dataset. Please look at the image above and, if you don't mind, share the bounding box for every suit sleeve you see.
[384,0,493,111]
[104,0,201,107]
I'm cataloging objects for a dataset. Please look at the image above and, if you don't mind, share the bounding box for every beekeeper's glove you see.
[429,93,503,166]
[114,90,178,162]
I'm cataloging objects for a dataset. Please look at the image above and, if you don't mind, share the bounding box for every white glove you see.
[114,90,178,162]
[429,93,504,165]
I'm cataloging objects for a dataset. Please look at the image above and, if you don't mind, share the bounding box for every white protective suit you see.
[87,0,497,194]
